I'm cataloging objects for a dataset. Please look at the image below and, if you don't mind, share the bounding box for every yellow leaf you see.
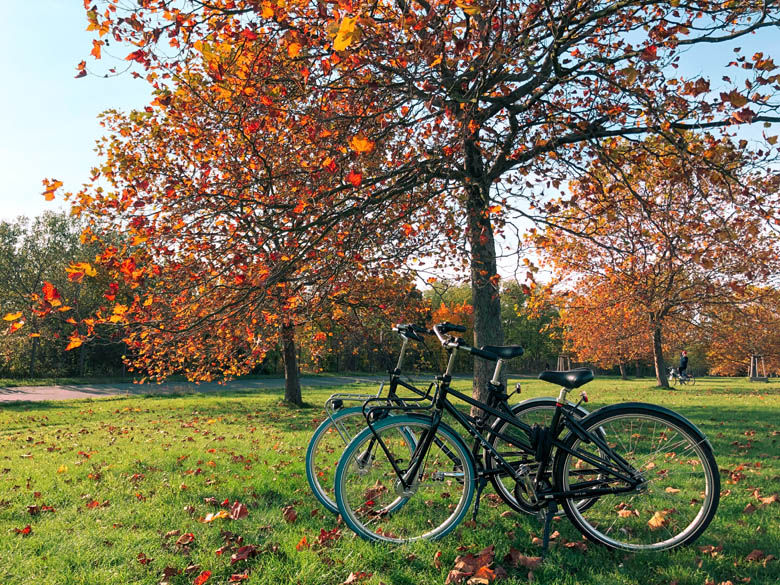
[9,321,25,333]
[455,0,482,15]
[261,0,274,18]
[57,465,68,474]
[333,16,359,51]
[648,510,668,530]
[3,311,22,321]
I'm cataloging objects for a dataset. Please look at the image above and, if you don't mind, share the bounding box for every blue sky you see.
[0,3,777,226]
[0,1,152,221]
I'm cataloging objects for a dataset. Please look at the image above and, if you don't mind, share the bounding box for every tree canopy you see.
[29,0,780,392]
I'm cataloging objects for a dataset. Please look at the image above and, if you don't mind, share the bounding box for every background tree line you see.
[5,211,775,382]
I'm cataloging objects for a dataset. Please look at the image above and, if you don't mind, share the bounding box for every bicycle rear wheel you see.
[485,398,589,514]
[306,407,372,514]
[554,403,719,551]
[335,415,475,543]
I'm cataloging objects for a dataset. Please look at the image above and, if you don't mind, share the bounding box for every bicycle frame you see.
[364,345,645,505]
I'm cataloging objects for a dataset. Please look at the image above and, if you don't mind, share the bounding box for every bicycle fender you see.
[571,402,712,449]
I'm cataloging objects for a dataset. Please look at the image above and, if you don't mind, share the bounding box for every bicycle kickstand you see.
[540,500,558,559]
[471,477,488,523]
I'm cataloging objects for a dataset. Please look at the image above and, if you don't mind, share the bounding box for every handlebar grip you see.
[438,322,466,334]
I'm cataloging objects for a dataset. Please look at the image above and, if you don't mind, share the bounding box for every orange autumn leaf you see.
[349,135,375,154]
[65,336,84,351]
[288,42,302,58]
[42,179,63,201]
[91,39,104,59]
[8,321,25,334]
[193,571,211,585]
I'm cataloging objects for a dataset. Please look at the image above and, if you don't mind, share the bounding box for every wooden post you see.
[749,355,768,382]
[557,354,572,371]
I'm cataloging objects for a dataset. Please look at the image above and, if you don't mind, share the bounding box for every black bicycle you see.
[307,324,590,515]
[333,323,720,551]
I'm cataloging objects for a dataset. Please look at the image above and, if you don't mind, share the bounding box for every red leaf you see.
[193,570,211,585]
[14,525,32,536]
[230,544,259,565]
[346,170,363,187]
[639,45,658,62]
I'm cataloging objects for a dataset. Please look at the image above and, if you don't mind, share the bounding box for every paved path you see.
[0,375,386,403]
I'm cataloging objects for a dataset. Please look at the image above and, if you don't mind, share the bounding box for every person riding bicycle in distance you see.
[679,350,689,379]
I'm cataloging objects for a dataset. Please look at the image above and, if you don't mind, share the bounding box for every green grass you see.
[0,377,777,585]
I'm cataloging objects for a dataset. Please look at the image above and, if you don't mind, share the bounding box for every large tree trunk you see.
[281,322,302,406]
[619,363,627,380]
[466,183,504,412]
[651,322,669,387]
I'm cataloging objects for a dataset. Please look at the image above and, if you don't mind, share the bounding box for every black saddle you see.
[538,368,594,389]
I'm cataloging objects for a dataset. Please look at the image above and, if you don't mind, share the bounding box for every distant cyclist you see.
[678,350,689,379]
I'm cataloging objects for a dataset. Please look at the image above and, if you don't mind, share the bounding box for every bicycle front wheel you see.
[335,415,475,543]
[554,403,719,551]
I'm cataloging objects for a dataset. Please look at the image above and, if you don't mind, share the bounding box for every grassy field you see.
[0,376,777,585]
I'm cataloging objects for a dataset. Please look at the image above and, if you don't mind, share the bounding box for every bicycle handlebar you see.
[392,323,431,342]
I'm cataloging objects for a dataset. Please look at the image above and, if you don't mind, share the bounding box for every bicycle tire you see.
[553,403,719,551]
[484,398,590,514]
[306,407,415,514]
[335,414,475,543]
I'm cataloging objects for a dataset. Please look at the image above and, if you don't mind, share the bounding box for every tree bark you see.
[619,362,627,380]
[651,322,669,387]
[281,321,303,406]
[79,343,87,377]
[28,335,39,378]
[466,183,504,412]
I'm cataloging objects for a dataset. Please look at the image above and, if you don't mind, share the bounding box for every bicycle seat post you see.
[490,359,505,387]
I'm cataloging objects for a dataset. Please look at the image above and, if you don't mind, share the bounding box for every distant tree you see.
[536,137,780,387]
[0,213,123,378]
[705,288,780,376]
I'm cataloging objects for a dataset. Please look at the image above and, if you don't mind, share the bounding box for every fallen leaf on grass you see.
[230,501,249,520]
[282,505,297,523]
[230,545,259,565]
[743,503,757,514]
[137,552,153,565]
[229,575,250,582]
[503,549,543,570]
[648,510,669,530]
[202,510,230,523]
[745,550,765,562]
[160,567,181,585]
[14,525,32,536]
[176,533,195,546]
[296,536,309,551]
[343,572,372,584]
[193,570,211,585]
